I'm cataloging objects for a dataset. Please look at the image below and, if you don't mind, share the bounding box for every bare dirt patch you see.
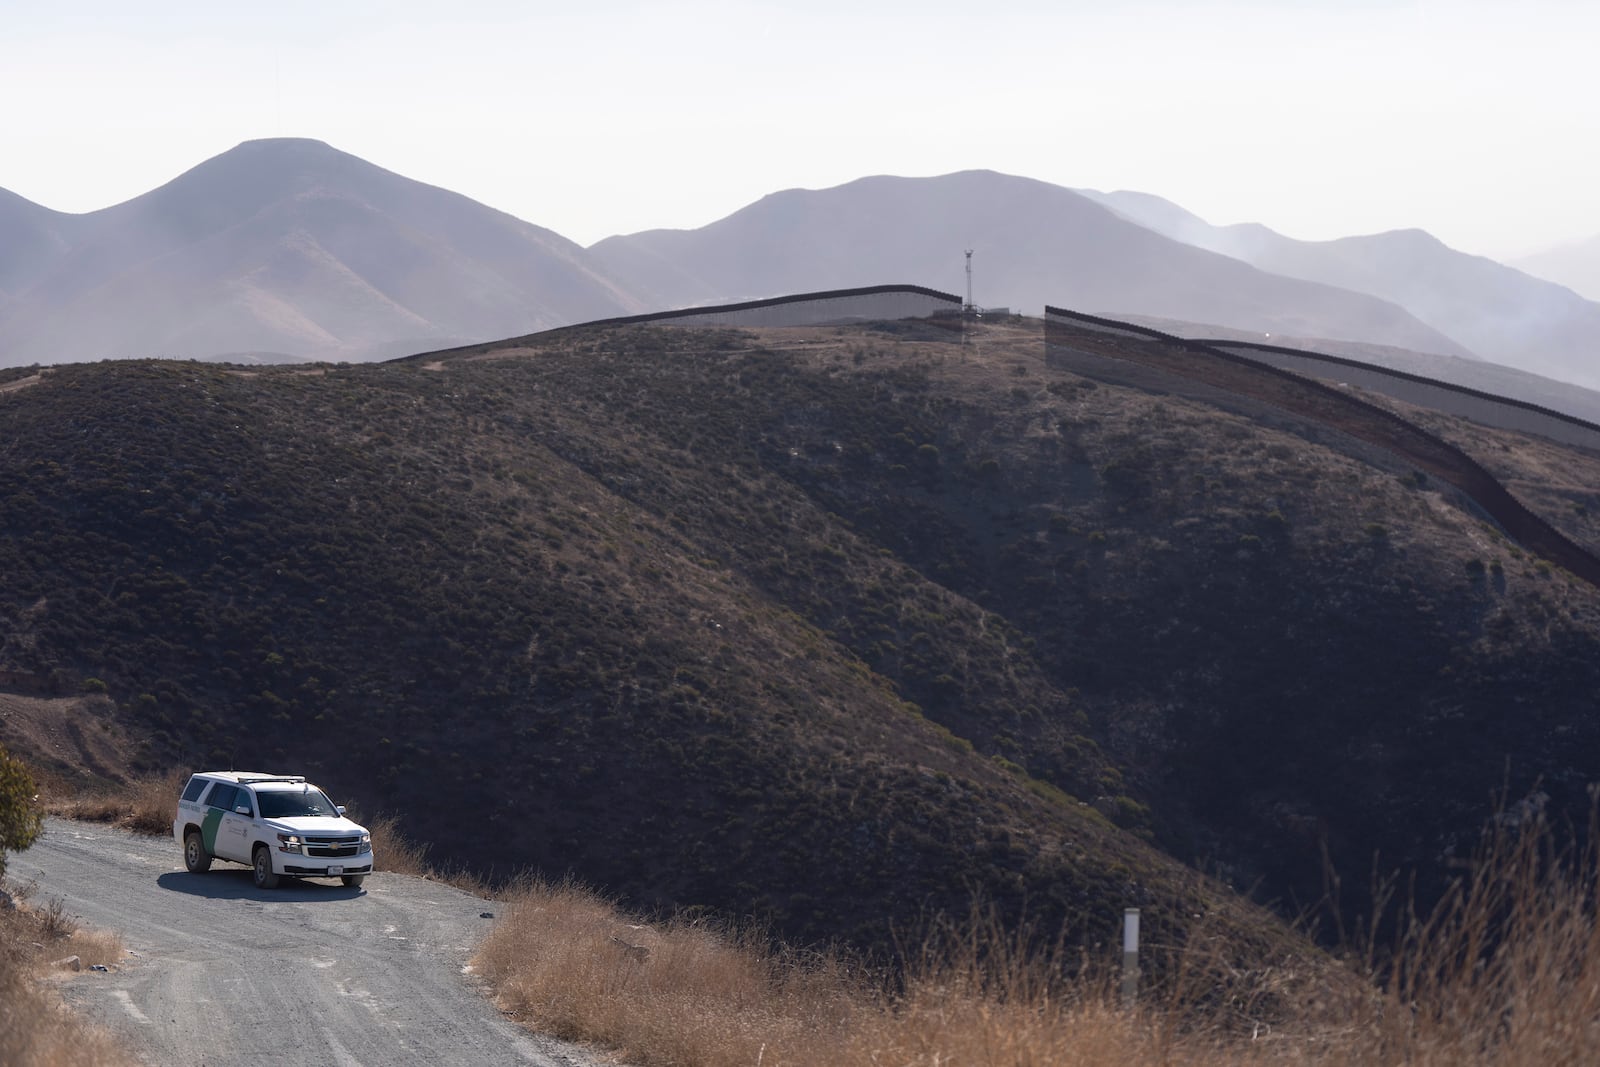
[456,345,545,363]
[0,693,139,795]
[0,373,46,394]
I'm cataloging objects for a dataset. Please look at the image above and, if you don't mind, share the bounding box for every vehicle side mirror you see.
[234,804,252,816]
[336,805,347,815]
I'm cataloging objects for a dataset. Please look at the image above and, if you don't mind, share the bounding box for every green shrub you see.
[0,744,42,880]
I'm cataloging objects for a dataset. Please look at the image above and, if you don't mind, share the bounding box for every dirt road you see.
[10,818,601,1066]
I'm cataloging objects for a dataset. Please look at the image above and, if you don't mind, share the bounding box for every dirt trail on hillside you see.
[0,693,131,784]
[0,372,44,392]
[10,819,609,1066]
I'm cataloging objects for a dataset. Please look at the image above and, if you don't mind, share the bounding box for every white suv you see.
[172,771,374,889]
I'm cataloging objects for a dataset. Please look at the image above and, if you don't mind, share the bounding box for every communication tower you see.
[964,249,975,316]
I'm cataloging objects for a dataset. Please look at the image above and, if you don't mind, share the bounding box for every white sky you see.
[3,0,1596,258]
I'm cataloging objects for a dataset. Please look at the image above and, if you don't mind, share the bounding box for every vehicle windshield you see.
[256,787,340,820]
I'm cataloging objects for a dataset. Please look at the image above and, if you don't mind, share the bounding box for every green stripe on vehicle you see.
[201,807,224,853]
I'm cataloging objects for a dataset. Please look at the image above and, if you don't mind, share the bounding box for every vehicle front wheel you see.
[341,875,365,888]
[183,831,213,874]
[252,845,281,890]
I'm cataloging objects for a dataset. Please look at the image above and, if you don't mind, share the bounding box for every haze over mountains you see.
[1514,234,1600,304]
[2,137,1598,395]
[1083,188,1600,390]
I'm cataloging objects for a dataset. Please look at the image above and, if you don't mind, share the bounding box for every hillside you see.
[0,139,641,367]
[0,188,78,299]
[588,171,1469,358]
[3,318,1599,957]
[1084,189,1600,391]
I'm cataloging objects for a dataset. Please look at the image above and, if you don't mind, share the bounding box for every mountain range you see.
[587,170,1466,358]
[2,137,1598,394]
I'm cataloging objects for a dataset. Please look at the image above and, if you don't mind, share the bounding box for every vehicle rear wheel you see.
[183,831,213,873]
[252,845,280,890]
[341,875,366,888]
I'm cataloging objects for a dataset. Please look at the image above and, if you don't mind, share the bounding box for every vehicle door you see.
[200,783,242,861]
[220,786,257,860]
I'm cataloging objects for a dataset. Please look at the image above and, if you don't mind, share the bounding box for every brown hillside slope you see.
[1,320,1598,953]
[1045,311,1600,588]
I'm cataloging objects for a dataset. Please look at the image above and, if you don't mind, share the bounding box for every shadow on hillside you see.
[157,869,365,902]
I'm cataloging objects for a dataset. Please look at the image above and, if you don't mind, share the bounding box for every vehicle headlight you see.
[276,833,304,855]
[358,833,372,854]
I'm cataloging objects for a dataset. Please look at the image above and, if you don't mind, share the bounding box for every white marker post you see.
[1121,907,1140,1008]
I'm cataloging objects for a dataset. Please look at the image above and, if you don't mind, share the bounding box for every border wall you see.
[1199,339,1600,453]
[567,284,962,330]
[1045,306,1600,589]
[393,285,962,365]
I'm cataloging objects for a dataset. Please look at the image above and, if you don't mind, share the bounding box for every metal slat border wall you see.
[394,285,963,363]
[582,285,963,329]
[1044,306,1600,453]
[1199,339,1600,454]
[1045,305,1600,589]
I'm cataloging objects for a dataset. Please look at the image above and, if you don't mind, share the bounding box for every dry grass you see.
[362,812,431,877]
[1327,814,1600,1066]
[343,808,487,894]
[0,884,128,1067]
[473,878,866,1066]
[123,770,185,833]
[474,815,1600,1067]
[47,769,186,835]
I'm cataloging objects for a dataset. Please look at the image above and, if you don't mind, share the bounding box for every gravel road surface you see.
[10,818,604,1066]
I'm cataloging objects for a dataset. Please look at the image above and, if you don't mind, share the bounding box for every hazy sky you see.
[4,0,1595,258]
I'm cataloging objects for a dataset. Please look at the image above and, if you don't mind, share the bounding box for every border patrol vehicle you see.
[173,771,373,889]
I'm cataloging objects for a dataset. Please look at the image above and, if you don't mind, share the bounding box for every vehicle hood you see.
[264,816,367,835]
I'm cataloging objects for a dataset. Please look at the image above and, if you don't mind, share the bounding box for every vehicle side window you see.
[207,783,237,811]
[181,777,207,802]
[234,790,254,817]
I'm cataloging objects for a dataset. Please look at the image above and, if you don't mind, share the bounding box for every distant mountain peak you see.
[184,136,373,183]
[234,136,336,150]
[0,138,639,367]
[1357,227,1445,250]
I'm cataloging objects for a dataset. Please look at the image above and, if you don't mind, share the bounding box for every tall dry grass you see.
[473,878,867,1065]
[0,884,128,1067]
[48,768,186,835]
[360,811,439,879]
[350,809,489,892]
[474,813,1600,1067]
[1330,813,1600,1066]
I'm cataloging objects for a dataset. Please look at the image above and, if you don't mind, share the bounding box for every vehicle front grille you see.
[306,836,362,857]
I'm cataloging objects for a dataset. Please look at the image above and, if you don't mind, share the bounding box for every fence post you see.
[1121,907,1140,1008]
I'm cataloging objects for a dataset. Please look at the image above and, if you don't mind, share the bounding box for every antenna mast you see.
[964,249,974,315]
